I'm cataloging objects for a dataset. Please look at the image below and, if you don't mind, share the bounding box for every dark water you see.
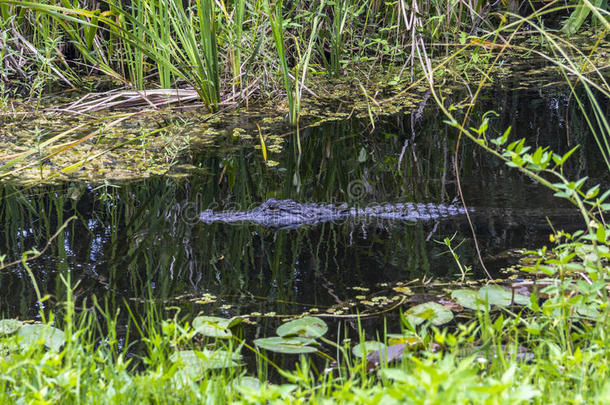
[0,85,607,337]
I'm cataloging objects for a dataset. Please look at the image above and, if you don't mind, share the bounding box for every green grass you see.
[3,1,605,117]
[0,265,607,403]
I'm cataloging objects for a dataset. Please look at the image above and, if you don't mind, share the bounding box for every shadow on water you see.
[0,84,607,342]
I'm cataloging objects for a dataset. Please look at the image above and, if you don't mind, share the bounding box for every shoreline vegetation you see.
[1,0,609,403]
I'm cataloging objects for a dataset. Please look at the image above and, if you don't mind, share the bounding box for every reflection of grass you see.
[0,227,608,403]
[1,124,609,402]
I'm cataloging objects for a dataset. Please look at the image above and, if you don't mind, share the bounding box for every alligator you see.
[199,198,470,229]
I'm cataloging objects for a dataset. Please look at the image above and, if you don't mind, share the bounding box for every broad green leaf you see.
[451,289,489,311]
[574,303,601,320]
[234,376,263,390]
[405,302,454,326]
[17,324,65,351]
[192,316,239,338]
[0,319,23,335]
[478,285,530,307]
[171,349,241,374]
[253,337,317,354]
[276,317,328,338]
[352,341,387,358]
[597,189,610,203]
[585,184,600,199]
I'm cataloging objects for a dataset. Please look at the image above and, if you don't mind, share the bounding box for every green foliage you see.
[562,0,607,35]
[1,223,609,403]
[192,316,241,338]
[254,316,327,353]
[405,302,454,326]
[6,0,606,120]
[264,0,296,124]
[253,336,318,354]
[276,316,328,338]
[16,323,66,351]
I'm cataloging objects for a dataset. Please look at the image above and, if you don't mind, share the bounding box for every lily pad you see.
[387,333,423,348]
[193,316,241,338]
[17,324,65,351]
[352,341,387,358]
[276,317,328,338]
[171,349,241,374]
[234,376,263,391]
[405,302,454,326]
[478,285,530,307]
[0,319,23,335]
[253,337,318,354]
[451,289,489,311]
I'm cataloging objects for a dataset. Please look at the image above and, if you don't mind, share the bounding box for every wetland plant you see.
[3,1,606,120]
[0,1,609,402]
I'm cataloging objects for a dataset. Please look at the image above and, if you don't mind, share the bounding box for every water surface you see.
[1,85,606,332]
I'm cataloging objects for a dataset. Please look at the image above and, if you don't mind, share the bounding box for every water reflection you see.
[0,85,605,322]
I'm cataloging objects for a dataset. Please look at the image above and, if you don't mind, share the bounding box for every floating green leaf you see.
[193,316,241,338]
[352,341,387,358]
[253,337,318,354]
[276,317,328,338]
[234,376,263,392]
[478,285,530,307]
[0,319,23,335]
[406,302,454,326]
[17,324,66,351]
[451,289,489,311]
[171,349,241,375]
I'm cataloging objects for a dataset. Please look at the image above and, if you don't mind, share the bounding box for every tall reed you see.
[168,0,220,108]
[265,0,296,125]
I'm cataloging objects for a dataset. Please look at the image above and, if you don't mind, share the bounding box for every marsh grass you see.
[265,0,295,124]
[7,1,605,118]
[1,2,610,402]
